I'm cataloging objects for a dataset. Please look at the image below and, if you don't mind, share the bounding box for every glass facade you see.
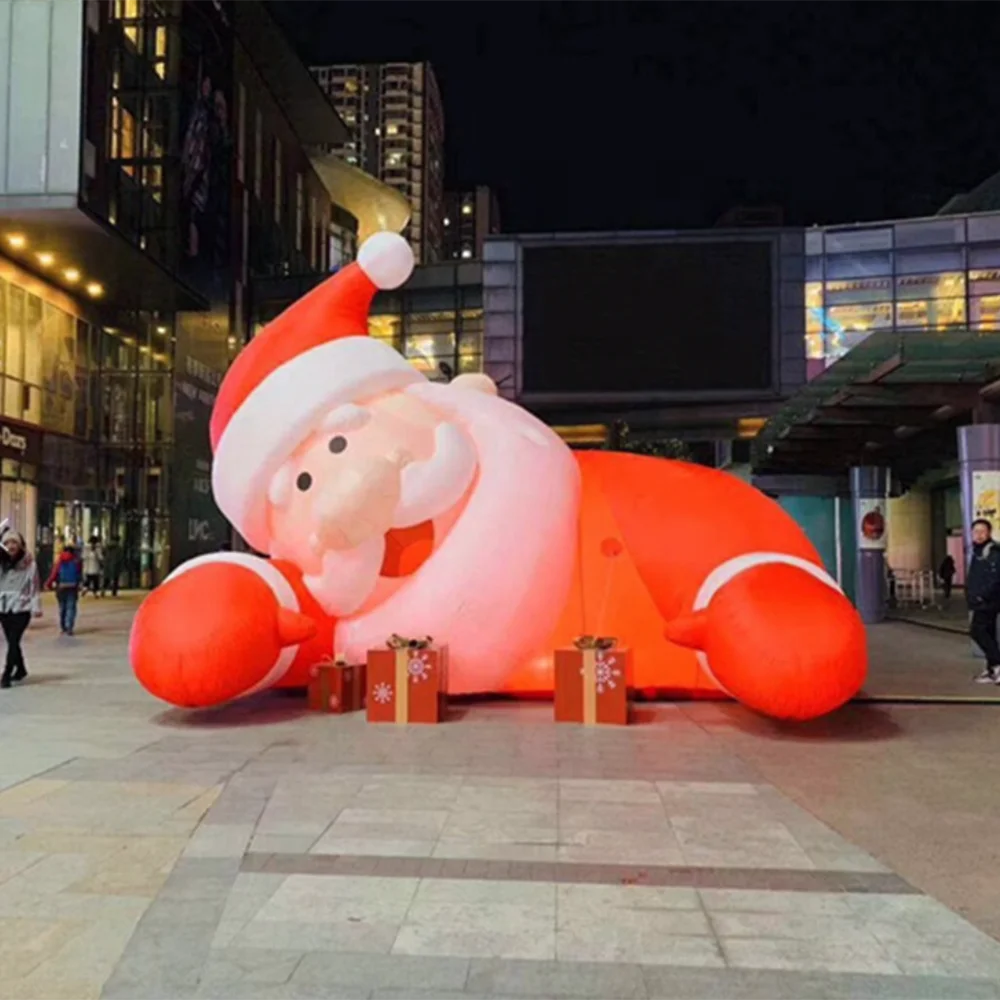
[805,214,1000,369]
[0,266,173,585]
[369,263,484,381]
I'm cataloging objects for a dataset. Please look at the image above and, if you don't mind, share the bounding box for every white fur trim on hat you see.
[212,336,424,552]
[357,231,414,290]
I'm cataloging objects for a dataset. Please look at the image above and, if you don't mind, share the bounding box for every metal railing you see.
[888,569,939,609]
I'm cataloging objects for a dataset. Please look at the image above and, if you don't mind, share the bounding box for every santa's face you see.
[266,385,480,616]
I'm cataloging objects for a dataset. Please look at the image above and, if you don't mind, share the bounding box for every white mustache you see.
[392,422,477,528]
[302,536,385,617]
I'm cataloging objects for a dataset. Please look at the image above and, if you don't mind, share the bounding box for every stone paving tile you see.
[292,950,471,990]
[466,957,647,998]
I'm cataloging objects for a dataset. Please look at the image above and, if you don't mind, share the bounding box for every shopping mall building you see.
[0,0,405,586]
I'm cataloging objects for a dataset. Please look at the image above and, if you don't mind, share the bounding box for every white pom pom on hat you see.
[357,230,415,290]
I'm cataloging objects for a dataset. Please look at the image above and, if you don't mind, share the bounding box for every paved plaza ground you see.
[0,596,998,998]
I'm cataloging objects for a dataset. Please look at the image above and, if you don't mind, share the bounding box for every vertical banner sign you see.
[972,470,1000,536]
[171,311,229,567]
[856,498,887,551]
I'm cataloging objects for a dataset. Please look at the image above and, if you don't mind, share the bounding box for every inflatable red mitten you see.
[667,561,867,721]
[130,558,317,708]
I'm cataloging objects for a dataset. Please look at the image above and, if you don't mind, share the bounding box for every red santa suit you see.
[131,233,867,721]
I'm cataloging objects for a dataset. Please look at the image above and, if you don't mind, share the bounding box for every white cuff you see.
[166,553,303,695]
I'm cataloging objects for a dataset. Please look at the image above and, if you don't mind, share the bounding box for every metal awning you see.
[752,330,1000,485]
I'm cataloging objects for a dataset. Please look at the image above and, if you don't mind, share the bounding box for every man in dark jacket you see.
[967,519,1000,683]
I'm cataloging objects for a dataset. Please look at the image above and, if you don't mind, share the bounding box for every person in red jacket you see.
[45,543,83,636]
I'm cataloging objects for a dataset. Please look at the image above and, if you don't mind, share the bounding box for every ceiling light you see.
[6,233,26,249]
[156,325,167,335]
[86,282,104,298]
[63,268,80,283]
[35,252,54,267]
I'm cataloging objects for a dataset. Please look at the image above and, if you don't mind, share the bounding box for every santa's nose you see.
[310,462,402,551]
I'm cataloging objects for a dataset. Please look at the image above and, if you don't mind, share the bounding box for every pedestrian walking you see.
[102,535,123,597]
[939,554,956,601]
[46,543,83,636]
[82,536,103,596]
[966,519,1000,683]
[0,529,41,688]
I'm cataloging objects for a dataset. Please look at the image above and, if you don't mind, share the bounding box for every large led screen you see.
[521,241,774,394]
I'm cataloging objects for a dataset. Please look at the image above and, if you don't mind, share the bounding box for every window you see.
[253,111,263,198]
[461,247,472,259]
[152,24,167,79]
[824,278,892,306]
[461,202,473,216]
[273,139,283,224]
[295,173,304,252]
[896,297,965,330]
[386,122,399,136]
[236,85,246,183]
[110,97,137,176]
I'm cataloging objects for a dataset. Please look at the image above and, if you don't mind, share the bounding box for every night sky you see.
[270,1,1000,234]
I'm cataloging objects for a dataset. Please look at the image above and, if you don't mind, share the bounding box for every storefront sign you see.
[972,470,1000,536]
[857,497,887,550]
[0,419,41,465]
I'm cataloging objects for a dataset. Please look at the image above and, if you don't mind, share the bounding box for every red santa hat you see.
[210,231,421,552]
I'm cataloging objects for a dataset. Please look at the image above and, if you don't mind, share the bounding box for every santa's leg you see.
[131,553,329,708]
[665,554,867,720]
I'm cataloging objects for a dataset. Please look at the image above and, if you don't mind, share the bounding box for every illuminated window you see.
[461,248,472,259]
[972,292,1000,330]
[896,297,965,330]
[895,272,965,300]
[461,202,473,215]
[443,217,450,227]
[344,77,358,94]
[368,314,402,350]
[386,122,399,136]
[110,98,137,176]
[824,278,892,306]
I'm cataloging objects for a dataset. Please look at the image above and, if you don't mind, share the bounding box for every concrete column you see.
[958,424,1000,552]
[850,466,889,624]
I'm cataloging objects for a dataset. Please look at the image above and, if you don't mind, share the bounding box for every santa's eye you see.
[328,435,347,455]
[296,471,313,492]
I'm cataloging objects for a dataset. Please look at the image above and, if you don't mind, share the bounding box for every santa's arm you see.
[130,552,331,708]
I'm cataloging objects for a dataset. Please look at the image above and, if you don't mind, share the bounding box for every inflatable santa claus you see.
[131,232,866,720]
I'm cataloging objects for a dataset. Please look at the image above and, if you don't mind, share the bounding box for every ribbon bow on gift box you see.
[572,635,617,651]
[386,634,433,650]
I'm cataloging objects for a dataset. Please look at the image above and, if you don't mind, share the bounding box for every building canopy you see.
[752,330,1000,487]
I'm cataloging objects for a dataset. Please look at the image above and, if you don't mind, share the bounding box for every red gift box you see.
[554,644,631,725]
[307,659,367,714]
[366,643,449,724]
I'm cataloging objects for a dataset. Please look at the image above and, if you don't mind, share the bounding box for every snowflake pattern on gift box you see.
[581,651,621,694]
[372,681,393,704]
[407,651,431,682]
